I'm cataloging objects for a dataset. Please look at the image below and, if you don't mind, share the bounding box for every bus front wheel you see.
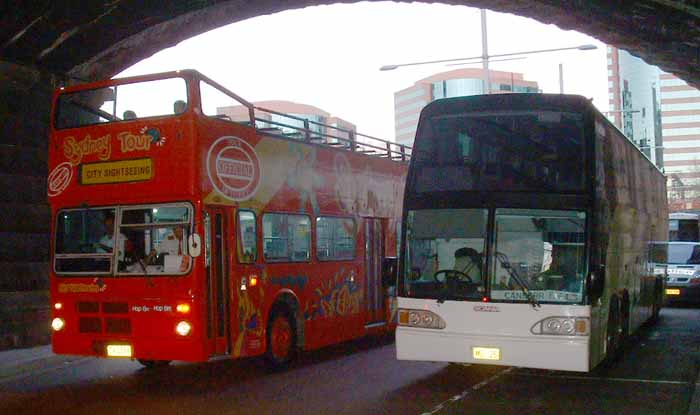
[604,299,623,365]
[265,308,297,370]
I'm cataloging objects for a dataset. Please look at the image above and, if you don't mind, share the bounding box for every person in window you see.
[95,213,127,260]
[173,100,186,114]
[123,110,137,120]
[453,247,482,283]
[150,226,186,258]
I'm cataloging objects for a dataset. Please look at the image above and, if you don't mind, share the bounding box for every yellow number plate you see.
[106,344,133,357]
[666,288,681,295]
[473,347,500,361]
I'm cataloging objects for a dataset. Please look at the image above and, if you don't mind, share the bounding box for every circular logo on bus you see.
[206,136,261,201]
[48,162,73,197]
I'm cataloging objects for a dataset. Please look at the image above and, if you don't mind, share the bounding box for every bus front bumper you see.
[52,334,208,362]
[396,327,590,372]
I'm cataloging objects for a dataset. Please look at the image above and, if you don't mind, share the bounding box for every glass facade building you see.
[393,68,539,147]
[607,46,700,210]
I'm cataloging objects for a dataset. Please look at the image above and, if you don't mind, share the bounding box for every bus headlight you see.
[531,317,589,336]
[175,321,192,336]
[398,309,446,329]
[51,317,65,332]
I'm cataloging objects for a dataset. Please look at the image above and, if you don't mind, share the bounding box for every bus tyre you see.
[604,300,622,365]
[137,359,171,369]
[265,308,297,370]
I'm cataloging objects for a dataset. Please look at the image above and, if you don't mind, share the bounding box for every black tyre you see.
[265,308,297,370]
[604,299,622,365]
[137,359,171,369]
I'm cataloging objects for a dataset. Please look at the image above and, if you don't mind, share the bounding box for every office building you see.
[393,68,539,147]
[607,46,700,210]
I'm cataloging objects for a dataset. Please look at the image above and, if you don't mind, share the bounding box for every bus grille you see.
[77,301,99,313]
[102,302,129,314]
[79,317,102,333]
[76,302,130,334]
[105,318,131,334]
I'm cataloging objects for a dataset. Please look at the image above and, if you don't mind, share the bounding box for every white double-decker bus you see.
[396,94,667,372]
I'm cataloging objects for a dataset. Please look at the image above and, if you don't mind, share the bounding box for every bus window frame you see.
[53,74,190,130]
[315,215,357,262]
[236,209,258,264]
[53,202,194,277]
[53,206,116,276]
[262,212,312,263]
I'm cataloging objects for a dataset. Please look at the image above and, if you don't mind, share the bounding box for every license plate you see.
[106,344,133,357]
[666,288,681,296]
[473,347,500,361]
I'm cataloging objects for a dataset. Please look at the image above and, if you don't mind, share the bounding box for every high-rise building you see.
[393,68,539,147]
[607,46,700,210]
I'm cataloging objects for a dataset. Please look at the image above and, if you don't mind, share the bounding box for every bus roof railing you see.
[249,105,411,162]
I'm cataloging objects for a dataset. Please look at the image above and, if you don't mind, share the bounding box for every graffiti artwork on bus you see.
[305,268,362,320]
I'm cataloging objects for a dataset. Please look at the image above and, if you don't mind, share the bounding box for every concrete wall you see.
[0,61,57,349]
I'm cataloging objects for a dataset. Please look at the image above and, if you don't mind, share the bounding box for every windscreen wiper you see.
[495,252,540,309]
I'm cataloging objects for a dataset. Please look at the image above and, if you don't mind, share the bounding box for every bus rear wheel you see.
[137,359,171,369]
[265,308,296,370]
[604,300,623,365]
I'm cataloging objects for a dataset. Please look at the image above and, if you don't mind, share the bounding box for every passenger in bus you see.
[148,225,186,259]
[453,247,482,283]
[95,213,127,260]
[173,100,186,114]
[123,110,137,120]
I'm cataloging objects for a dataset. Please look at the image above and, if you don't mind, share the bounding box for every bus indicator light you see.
[249,275,258,287]
[54,302,63,310]
[176,303,190,314]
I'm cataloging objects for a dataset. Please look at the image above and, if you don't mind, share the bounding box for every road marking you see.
[510,372,688,385]
[419,366,514,415]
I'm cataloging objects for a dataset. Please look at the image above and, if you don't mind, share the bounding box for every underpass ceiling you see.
[1,0,699,86]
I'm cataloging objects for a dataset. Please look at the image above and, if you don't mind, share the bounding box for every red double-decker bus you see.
[48,70,409,368]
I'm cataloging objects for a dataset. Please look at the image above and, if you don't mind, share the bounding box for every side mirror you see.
[587,264,605,301]
[188,234,202,257]
[382,257,398,287]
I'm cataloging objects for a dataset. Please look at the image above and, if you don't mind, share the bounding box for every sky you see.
[118,2,609,141]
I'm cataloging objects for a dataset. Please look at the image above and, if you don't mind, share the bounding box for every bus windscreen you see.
[411,111,585,193]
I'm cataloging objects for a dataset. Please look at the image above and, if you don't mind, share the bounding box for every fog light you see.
[175,321,192,336]
[51,317,65,331]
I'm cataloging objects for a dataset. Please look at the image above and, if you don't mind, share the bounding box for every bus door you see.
[364,218,386,325]
[204,207,232,356]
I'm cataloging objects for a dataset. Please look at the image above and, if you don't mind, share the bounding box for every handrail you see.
[251,105,412,162]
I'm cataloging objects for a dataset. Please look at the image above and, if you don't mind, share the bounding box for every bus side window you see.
[237,210,257,263]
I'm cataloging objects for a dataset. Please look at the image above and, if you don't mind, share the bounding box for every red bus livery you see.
[48,70,409,368]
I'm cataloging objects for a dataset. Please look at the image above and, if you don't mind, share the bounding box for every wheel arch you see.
[268,289,304,349]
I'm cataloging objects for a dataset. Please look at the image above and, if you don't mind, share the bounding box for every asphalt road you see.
[1,307,698,415]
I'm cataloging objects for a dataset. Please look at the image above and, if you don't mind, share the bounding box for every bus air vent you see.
[77,301,100,313]
[102,302,129,314]
[79,317,102,333]
[105,318,131,334]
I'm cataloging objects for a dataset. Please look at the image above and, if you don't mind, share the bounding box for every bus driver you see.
[453,247,482,283]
